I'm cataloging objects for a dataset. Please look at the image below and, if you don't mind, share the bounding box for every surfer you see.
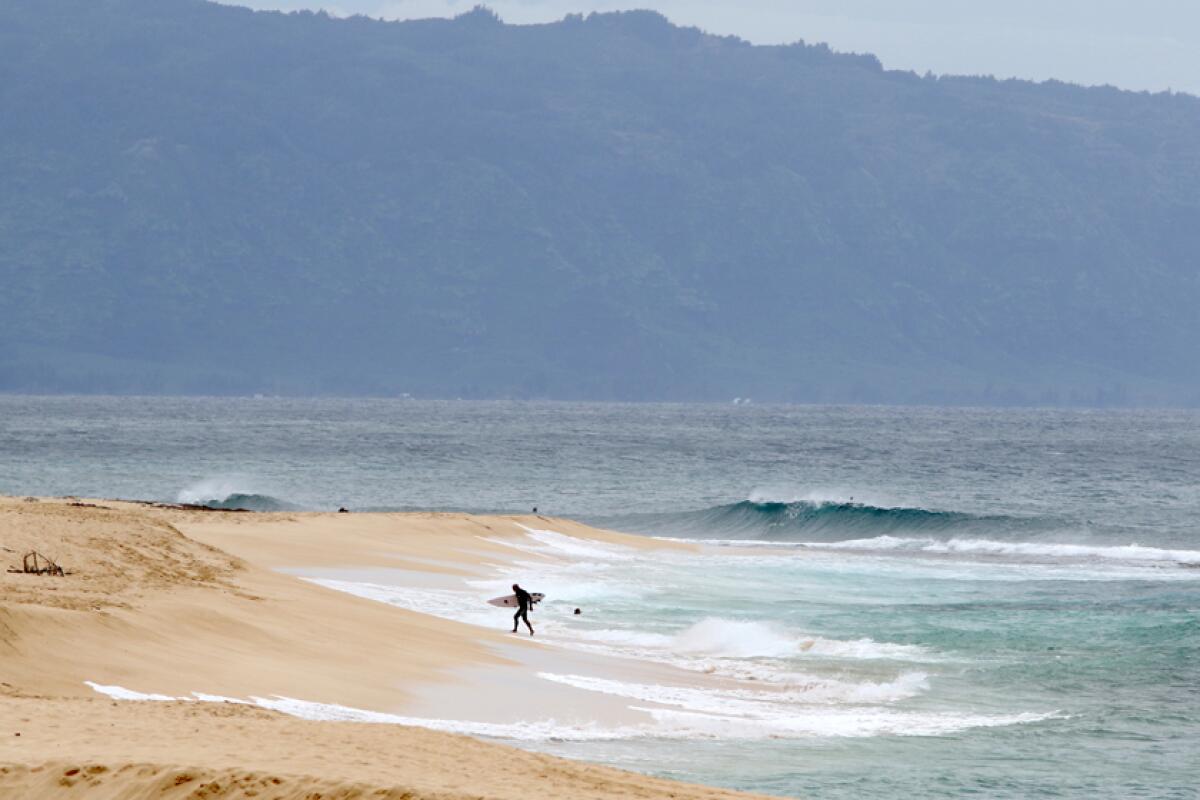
[511,583,535,636]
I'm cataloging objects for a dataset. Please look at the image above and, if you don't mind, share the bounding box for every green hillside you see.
[2,0,1198,403]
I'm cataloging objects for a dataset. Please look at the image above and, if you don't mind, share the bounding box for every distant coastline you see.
[4,0,1198,404]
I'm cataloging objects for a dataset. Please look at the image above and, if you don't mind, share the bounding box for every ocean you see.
[2,396,1198,798]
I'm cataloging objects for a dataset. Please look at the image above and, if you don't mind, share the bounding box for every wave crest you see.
[621,497,1035,541]
[574,617,933,663]
[176,479,298,512]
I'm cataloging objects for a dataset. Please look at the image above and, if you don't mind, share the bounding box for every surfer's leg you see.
[512,608,520,633]
[521,609,534,636]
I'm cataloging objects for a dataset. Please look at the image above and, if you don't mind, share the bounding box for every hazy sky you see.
[239,0,1200,95]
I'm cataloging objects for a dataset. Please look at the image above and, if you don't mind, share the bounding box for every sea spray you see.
[672,618,798,658]
[176,478,300,511]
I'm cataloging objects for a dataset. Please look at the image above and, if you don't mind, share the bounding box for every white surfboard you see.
[488,592,544,608]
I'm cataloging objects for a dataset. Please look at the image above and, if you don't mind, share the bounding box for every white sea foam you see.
[538,670,930,710]
[86,682,1057,741]
[799,635,935,660]
[306,579,501,627]
[671,618,795,657]
[85,682,636,741]
[85,681,176,701]
[175,477,254,505]
[309,570,939,686]
[799,535,1200,565]
[483,526,638,562]
[635,705,1062,739]
[570,618,932,663]
[257,689,1060,741]
[463,574,633,603]
[244,695,633,741]
[300,525,949,738]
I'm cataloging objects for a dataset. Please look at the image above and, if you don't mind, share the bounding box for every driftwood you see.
[7,551,67,576]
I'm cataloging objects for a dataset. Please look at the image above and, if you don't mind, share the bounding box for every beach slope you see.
[0,497,770,800]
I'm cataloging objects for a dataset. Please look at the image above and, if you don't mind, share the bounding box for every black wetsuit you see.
[513,587,534,634]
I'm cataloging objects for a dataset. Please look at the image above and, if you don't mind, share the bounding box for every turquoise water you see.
[1,397,1197,798]
[516,544,1198,799]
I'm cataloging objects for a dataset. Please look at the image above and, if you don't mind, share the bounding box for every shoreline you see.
[0,495,778,800]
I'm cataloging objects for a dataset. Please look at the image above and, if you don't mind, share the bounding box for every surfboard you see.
[488,592,544,608]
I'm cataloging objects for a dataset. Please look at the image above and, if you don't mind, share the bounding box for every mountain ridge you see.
[2,0,1198,404]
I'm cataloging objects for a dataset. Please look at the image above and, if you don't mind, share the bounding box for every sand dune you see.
[0,497,504,707]
[0,497,772,800]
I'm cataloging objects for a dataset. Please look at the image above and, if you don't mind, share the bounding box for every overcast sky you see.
[238,0,1200,96]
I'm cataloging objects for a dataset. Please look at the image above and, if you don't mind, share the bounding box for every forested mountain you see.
[3,0,1199,403]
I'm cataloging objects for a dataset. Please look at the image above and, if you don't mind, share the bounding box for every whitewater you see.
[3,397,1199,799]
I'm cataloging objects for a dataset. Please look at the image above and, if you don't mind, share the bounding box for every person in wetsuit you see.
[511,583,535,636]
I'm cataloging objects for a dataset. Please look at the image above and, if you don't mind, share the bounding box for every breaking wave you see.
[613,496,1047,541]
[601,491,1199,567]
[176,479,300,512]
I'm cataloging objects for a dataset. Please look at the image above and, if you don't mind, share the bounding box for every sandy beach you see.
[0,495,775,800]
